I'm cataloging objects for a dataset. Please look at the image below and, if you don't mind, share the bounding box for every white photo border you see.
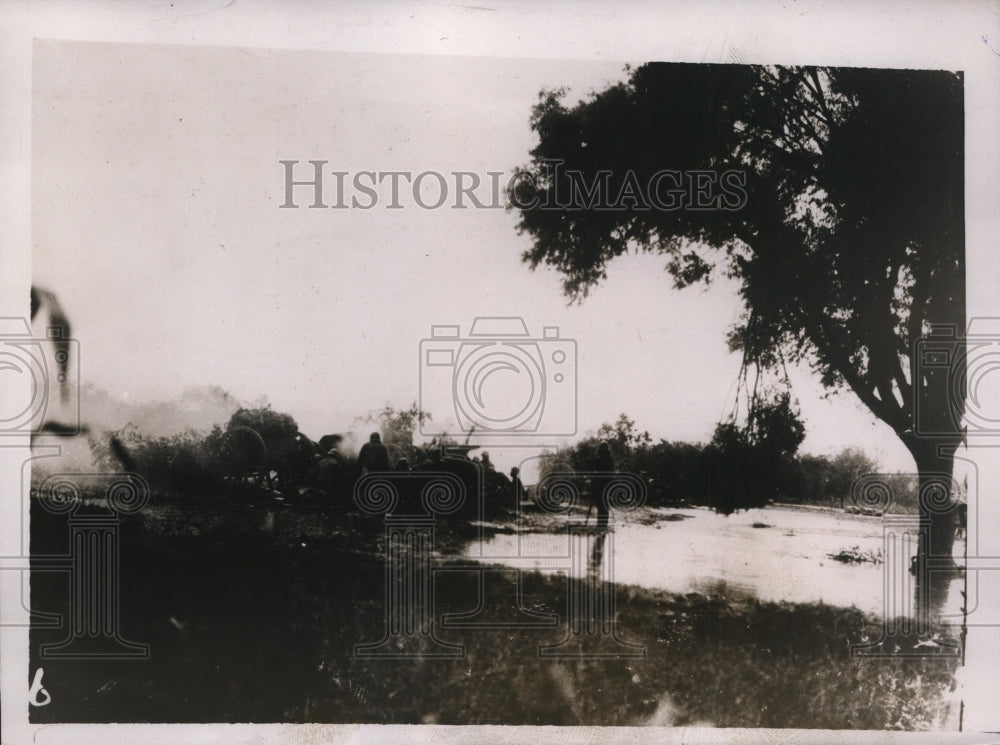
[2,1,999,743]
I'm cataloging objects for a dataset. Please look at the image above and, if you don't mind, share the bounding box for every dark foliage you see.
[539,413,887,513]
[514,64,964,549]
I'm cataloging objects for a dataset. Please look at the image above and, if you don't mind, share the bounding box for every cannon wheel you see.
[221,425,269,488]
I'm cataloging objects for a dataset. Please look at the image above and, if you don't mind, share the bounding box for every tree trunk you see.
[904,435,961,624]
[904,437,958,560]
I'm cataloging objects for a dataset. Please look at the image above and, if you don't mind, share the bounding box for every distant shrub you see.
[536,412,884,515]
[92,424,223,495]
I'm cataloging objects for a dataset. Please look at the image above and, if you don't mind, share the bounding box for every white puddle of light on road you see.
[467,506,966,618]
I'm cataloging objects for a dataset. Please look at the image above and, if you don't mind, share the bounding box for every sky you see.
[31,39,917,474]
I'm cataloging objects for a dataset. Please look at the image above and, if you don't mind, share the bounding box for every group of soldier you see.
[302,432,526,515]
[303,432,618,524]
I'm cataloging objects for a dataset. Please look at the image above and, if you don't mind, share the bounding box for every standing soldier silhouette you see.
[358,432,391,473]
[509,466,525,503]
[587,442,616,528]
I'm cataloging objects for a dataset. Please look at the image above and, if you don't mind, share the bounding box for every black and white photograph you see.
[2,2,999,743]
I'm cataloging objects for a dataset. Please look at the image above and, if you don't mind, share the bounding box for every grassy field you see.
[29,494,961,728]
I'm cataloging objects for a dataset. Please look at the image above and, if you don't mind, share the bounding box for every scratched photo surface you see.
[28,40,971,727]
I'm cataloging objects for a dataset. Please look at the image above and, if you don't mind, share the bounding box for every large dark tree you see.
[513,64,964,559]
